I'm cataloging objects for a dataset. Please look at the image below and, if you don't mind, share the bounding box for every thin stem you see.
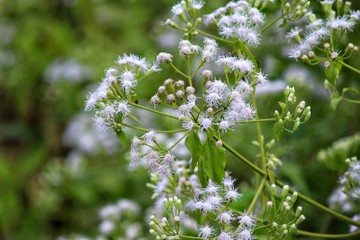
[260,14,285,33]
[237,118,276,124]
[196,29,235,45]
[297,230,360,239]
[222,139,360,227]
[122,123,187,134]
[128,101,179,120]
[338,60,360,75]
[275,180,360,227]
[178,235,202,239]
[342,98,360,104]
[168,132,189,151]
[248,177,267,213]
[220,139,266,176]
[251,91,267,170]
[170,62,189,79]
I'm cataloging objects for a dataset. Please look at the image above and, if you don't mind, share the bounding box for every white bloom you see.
[142,130,156,144]
[217,211,234,224]
[198,223,214,239]
[217,231,233,240]
[238,212,256,228]
[156,52,173,63]
[238,228,253,240]
[231,58,254,74]
[224,187,242,201]
[100,220,114,235]
[199,116,213,130]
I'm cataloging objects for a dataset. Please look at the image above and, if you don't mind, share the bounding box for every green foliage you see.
[198,137,226,186]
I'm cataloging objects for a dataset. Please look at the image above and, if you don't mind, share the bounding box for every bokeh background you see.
[0,0,359,239]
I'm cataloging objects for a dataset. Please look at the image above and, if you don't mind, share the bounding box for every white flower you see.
[198,223,214,239]
[219,26,234,39]
[224,187,242,201]
[85,92,99,111]
[237,228,253,240]
[238,212,256,228]
[199,116,213,130]
[142,130,156,144]
[217,211,234,224]
[203,180,220,195]
[156,52,173,63]
[286,27,302,41]
[116,100,131,116]
[172,3,184,16]
[223,176,236,188]
[206,92,222,107]
[231,58,254,74]
[93,115,107,131]
[192,0,205,10]
[100,220,114,235]
[219,120,232,132]
[217,231,234,240]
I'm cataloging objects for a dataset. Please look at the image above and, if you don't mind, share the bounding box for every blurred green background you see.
[0,0,359,239]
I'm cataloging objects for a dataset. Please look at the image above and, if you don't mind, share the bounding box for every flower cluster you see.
[129,131,176,176]
[204,1,265,46]
[85,54,160,131]
[340,157,360,199]
[273,86,311,138]
[187,178,257,240]
[149,196,183,239]
[265,185,306,238]
[287,0,360,65]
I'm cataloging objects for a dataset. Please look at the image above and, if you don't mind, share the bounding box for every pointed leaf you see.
[185,131,202,170]
[116,130,127,147]
[325,61,342,84]
[278,102,286,111]
[330,96,342,110]
[199,137,226,185]
[273,122,281,140]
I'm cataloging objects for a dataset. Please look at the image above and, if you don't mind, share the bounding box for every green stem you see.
[221,139,360,228]
[220,140,265,176]
[342,97,360,104]
[248,177,267,213]
[168,132,189,151]
[170,62,189,79]
[297,230,360,239]
[196,29,235,45]
[251,91,267,170]
[122,123,187,134]
[128,101,178,120]
[260,14,285,33]
[275,180,360,227]
[237,118,276,124]
[338,60,360,75]
[178,235,202,239]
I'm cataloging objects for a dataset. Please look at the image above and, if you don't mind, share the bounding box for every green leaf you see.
[273,122,281,140]
[116,130,127,147]
[278,101,286,111]
[279,18,287,28]
[330,95,342,110]
[199,137,226,185]
[185,131,202,171]
[325,61,342,84]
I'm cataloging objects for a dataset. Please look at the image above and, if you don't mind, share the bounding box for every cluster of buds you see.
[300,42,359,69]
[340,156,360,199]
[266,185,306,238]
[149,196,183,239]
[150,78,195,107]
[273,86,311,138]
[164,0,204,38]
[283,0,310,21]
